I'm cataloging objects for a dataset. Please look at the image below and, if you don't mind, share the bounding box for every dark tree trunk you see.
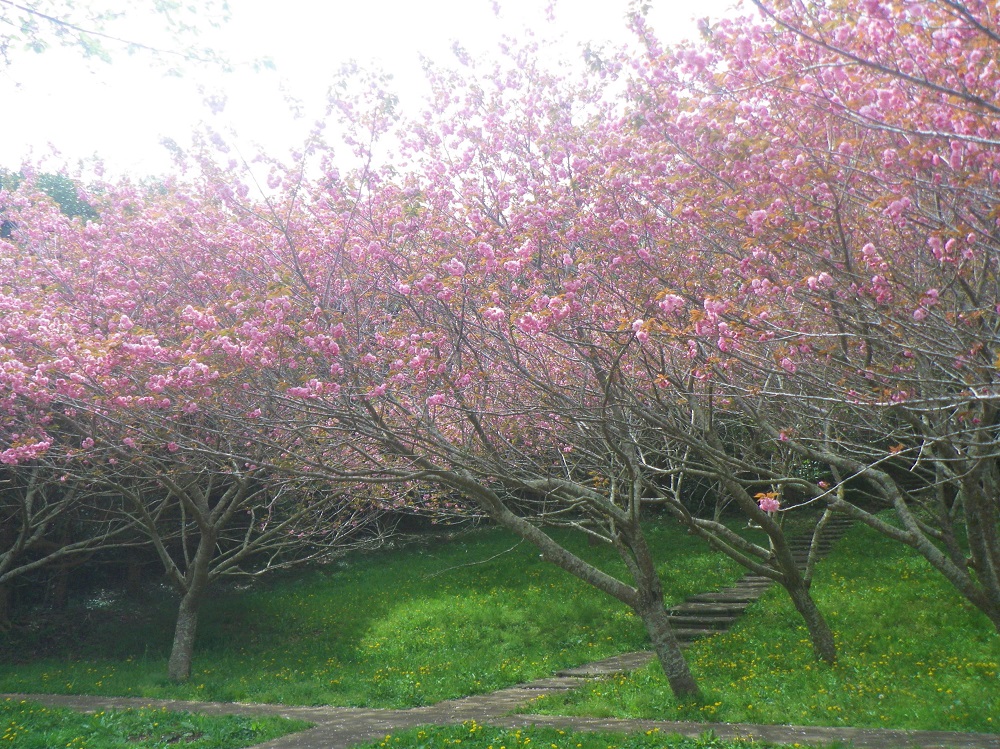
[621,521,702,700]
[166,526,216,683]
[763,516,838,665]
[637,601,701,698]
[984,605,1000,632]
[125,557,144,598]
[965,588,1000,632]
[468,492,701,699]
[48,564,70,610]
[785,581,837,664]
[168,587,204,683]
[0,584,10,630]
[986,603,1000,632]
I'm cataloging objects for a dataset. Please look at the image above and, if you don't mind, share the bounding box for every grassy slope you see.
[1,697,309,749]
[356,722,817,749]
[0,522,742,708]
[528,524,998,733]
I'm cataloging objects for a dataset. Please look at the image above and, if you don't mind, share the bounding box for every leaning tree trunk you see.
[468,489,701,699]
[783,579,837,664]
[714,461,839,666]
[979,597,1000,632]
[636,600,701,698]
[622,522,702,699]
[769,530,837,664]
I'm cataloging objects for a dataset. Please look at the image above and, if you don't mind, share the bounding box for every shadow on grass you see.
[0,520,745,708]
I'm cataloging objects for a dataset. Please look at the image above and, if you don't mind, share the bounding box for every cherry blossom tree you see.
[608,0,1000,629]
[0,182,137,620]
[197,48,720,697]
[227,1,1000,681]
[0,174,388,681]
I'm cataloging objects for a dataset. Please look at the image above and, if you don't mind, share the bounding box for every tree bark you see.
[637,601,701,698]
[0,584,10,630]
[125,556,144,598]
[457,481,702,698]
[785,581,837,664]
[167,587,204,682]
[980,600,1000,632]
[48,563,70,610]
[166,523,216,683]
[755,509,838,665]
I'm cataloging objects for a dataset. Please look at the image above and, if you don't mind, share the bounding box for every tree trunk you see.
[784,581,836,664]
[761,514,837,665]
[125,555,146,598]
[0,584,10,630]
[466,488,701,698]
[984,605,1000,632]
[168,587,204,682]
[48,564,70,610]
[985,602,1000,632]
[637,601,701,699]
[965,588,1000,632]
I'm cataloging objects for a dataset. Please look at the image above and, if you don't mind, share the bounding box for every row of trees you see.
[0,175,394,680]
[2,0,997,697]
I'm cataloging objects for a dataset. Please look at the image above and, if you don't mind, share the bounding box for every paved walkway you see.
[6,518,999,748]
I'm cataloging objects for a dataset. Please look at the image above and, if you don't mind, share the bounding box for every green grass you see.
[526,524,998,733]
[0,522,743,708]
[355,721,832,749]
[0,697,310,748]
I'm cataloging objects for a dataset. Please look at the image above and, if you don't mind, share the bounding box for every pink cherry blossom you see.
[758,497,781,513]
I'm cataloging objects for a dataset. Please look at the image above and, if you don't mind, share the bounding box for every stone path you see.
[6,516,999,748]
[8,687,998,749]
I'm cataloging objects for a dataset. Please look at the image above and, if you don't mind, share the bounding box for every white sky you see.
[0,0,739,178]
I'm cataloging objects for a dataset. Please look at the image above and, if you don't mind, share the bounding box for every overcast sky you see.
[0,0,739,177]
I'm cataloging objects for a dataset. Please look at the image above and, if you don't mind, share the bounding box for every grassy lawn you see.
[0,522,743,708]
[355,721,824,749]
[0,697,309,748]
[3,519,996,738]
[526,524,998,733]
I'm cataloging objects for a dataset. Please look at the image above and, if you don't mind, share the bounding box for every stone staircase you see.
[664,514,855,648]
[538,515,855,683]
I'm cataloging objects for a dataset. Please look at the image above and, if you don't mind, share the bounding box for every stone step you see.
[686,591,763,604]
[554,651,655,677]
[666,615,738,630]
[719,584,769,593]
[671,627,725,641]
[789,538,835,545]
[668,602,750,616]
[520,677,590,690]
